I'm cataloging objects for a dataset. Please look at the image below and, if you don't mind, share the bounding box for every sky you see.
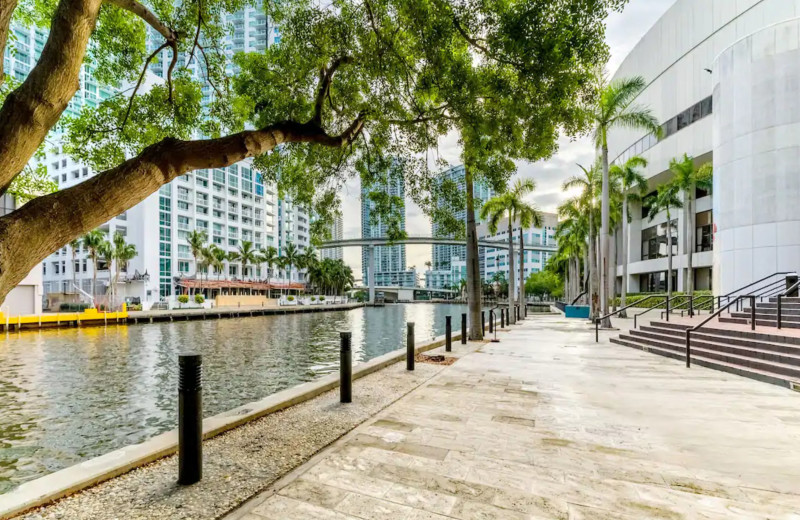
[340,0,678,282]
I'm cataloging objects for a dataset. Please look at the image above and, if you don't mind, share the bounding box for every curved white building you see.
[608,0,800,295]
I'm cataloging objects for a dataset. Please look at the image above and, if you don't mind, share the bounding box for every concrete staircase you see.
[611,320,800,389]
[720,297,800,329]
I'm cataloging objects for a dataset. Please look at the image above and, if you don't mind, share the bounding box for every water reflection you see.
[0,303,465,492]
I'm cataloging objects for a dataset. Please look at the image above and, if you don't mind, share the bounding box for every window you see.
[72,170,79,179]
[178,261,190,273]
[82,167,89,177]
[641,220,678,260]
[639,271,678,293]
[61,173,67,182]
[696,211,713,253]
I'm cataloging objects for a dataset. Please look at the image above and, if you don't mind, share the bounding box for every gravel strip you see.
[17,361,443,520]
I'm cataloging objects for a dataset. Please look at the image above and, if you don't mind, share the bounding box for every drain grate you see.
[790,381,800,392]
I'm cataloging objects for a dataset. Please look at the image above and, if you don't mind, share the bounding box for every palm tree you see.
[610,156,648,317]
[261,246,278,281]
[508,179,544,312]
[186,230,208,294]
[669,154,713,301]
[554,202,588,304]
[226,250,239,281]
[283,242,299,287]
[275,256,289,298]
[207,245,226,281]
[590,75,662,323]
[562,163,601,319]
[69,238,81,295]
[300,246,318,287]
[81,229,106,302]
[112,232,137,309]
[648,183,683,300]
[481,184,531,325]
[236,241,258,281]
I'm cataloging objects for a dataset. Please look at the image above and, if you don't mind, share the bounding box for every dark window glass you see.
[677,109,690,130]
[696,210,713,252]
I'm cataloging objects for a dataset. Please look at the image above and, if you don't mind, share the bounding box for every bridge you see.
[319,236,557,304]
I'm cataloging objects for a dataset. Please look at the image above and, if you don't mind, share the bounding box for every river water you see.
[0,303,466,493]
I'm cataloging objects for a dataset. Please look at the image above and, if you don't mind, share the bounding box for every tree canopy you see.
[0,0,626,302]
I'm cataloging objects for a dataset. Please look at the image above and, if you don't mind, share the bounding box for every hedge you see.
[612,291,714,310]
[59,302,91,312]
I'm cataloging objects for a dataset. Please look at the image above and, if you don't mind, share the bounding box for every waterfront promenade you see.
[227,315,800,519]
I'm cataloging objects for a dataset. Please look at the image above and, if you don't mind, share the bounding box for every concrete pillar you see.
[368,245,376,304]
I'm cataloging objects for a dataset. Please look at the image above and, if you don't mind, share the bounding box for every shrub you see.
[59,302,91,312]
[611,291,714,310]
[319,295,326,301]
[287,295,295,301]
[128,304,143,311]
[194,294,205,304]
[178,294,189,304]
[310,296,316,301]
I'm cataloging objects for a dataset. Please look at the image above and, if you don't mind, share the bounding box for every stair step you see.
[630,329,800,366]
[610,337,798,389]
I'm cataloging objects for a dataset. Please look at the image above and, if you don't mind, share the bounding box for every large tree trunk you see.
[620,195,629,318]
[464,166,483,340]
[609,229,617,313]
[599,142,611,327]
[0,0,17,89]
[507,219,516,324]
[686,188,694,301]
[0,120,363,305]
[518,227,525,317]
[0,0,103,193]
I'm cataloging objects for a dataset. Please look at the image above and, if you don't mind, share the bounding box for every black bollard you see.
[481,311,486,335]
[489,310,494,333]
[340,332,352,403]
[461,313,467,344]
[178,353,203,485]
[407,322,415,371]
[445,316,452,352]
[501,308,505,328]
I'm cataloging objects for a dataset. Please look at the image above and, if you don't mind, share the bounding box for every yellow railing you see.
[0,304,128,330]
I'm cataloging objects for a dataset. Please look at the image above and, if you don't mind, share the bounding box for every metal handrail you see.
[774,279,800,330]
[661,295,715,319]
[570,291,587,306]
[685,295,751,368]
[595,294,666,342]
[722,271,795,298]
[718,278,787,310]
[632,295,686,328]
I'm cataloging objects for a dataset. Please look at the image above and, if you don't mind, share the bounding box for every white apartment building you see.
[480,214,558,290]
[5,7,311,309]
[608,0,800,295]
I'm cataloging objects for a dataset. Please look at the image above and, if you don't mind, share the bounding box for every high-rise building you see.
[6,9,295,308]
[425,165,494,289]
[360,170,416,287]
[479,213,558,296]
[321,211,344,261]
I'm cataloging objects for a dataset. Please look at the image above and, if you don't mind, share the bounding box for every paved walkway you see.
[226,315,800,519]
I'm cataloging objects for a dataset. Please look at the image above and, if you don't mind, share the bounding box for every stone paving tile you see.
[225,316,800,520]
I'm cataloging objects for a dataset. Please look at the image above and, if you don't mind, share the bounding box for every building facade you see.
[479,214,558,290]
[321,211,344,261]
[425,165,494,289]
[5,8,312,309]
[360,171,416,287]
[607,0,800,295]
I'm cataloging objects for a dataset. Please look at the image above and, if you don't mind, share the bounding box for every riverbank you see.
[3,323,498,519]
[0,302,365,332]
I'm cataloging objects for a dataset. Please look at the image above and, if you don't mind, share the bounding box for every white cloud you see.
[342,0,677,280]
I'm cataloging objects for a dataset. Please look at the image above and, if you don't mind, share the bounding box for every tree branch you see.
[104,0,177,42]
[451,15,524,69]
[0,115,366,302]
[0,0,17,89]
[313,56,353,125]
[120,41,169,129]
